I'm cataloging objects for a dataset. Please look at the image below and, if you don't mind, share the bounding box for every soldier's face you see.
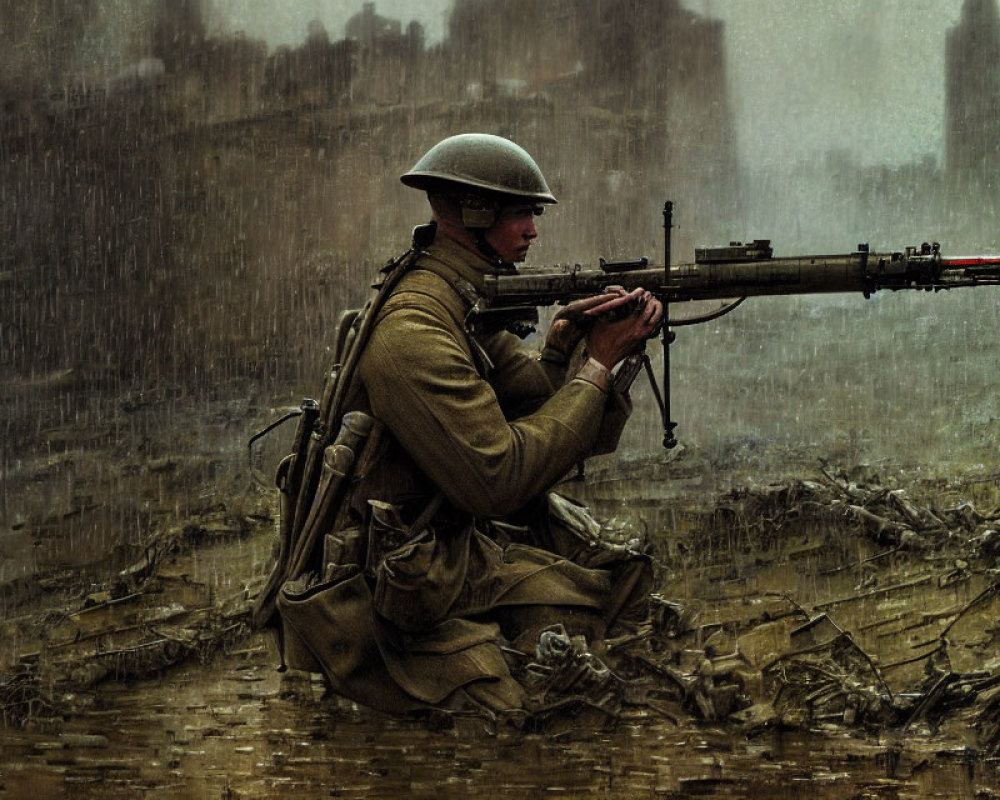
[484,204,539,263]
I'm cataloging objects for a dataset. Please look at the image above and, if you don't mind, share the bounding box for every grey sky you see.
[205,0,969,169]
[704,0,965,168]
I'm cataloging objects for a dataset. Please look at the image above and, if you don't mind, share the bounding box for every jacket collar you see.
[417,233,494,307]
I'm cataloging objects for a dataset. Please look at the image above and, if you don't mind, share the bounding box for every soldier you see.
[275,133,663,716]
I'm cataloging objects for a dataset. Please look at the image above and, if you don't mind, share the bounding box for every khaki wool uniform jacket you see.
[359,234,610,517]
[276,231,650,715]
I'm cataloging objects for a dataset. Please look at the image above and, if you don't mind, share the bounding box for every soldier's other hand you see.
[545,288,627,356]
[585,288,663,370]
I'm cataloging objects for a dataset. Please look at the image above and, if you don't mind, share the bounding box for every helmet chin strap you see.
[457,200,514,273]
[471,229,514,274]
[426,192,518,273]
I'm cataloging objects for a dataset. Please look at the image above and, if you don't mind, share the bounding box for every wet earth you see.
[3,641,997,800]
[5,390,1000,798]
[5,447,1000,798]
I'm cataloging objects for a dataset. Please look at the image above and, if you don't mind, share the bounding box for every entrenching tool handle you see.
[251,397,320,630]
[287,411,375,580]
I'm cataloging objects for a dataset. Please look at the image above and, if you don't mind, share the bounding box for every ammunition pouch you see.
[253,409,380,648]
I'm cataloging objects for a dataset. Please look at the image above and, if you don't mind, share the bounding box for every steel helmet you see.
[401,133,557,206]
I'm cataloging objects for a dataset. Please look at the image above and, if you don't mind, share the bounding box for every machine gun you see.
[477,202,1000,448]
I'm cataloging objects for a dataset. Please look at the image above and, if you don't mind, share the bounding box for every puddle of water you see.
[0,639,994,800]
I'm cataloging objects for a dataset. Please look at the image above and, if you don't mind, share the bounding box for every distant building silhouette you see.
[151,0,206,73]
[946,0,1000,193]
[346,2,402,45]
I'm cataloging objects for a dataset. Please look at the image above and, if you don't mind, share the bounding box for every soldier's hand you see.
[584,288,663,369]
[545,287,627,357]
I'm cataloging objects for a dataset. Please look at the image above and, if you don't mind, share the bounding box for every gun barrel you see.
[483,249,1000,308]
[937,255,1000,288]
[664,254,871,301]
[483,254,873,306]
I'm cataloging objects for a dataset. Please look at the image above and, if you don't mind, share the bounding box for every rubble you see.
[713,464,1000,556]
[4,459,1000,798]
[521,624,629,718]
[586,466,1000,744]
[1,497,268,707]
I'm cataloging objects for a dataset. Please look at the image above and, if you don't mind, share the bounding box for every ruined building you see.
[344,3,425,106]
[437,0,737,253]
[946,0,1000,197]
[444,0,728,118]
[1,0,737,399]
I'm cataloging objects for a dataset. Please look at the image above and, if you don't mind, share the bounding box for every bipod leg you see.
[661,200,678,449]
[660,326,678,449]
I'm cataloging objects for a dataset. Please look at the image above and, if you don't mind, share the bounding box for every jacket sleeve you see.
[479,330,564,418]
[359,299,607,517]
[481,330,633,455]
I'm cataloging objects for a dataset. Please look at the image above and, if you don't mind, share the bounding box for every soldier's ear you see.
[426,193,461,223]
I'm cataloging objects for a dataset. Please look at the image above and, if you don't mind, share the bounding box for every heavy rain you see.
[3,0,1000,797]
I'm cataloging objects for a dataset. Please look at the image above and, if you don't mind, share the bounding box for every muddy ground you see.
[4,382,1000,799]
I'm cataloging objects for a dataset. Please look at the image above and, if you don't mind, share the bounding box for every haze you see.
[204,0,965,169]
